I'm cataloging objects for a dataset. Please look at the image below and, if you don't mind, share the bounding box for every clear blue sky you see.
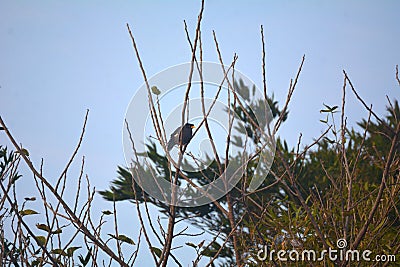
[1,1,399,265]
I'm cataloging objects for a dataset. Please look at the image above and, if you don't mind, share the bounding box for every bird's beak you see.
[191,125,196,129]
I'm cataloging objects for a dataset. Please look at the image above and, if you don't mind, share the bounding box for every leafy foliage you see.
[101,75,400,265]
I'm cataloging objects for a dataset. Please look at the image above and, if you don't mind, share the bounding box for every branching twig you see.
[0,114,129,266]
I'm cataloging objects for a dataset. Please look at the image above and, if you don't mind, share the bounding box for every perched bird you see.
[167,123,195,151]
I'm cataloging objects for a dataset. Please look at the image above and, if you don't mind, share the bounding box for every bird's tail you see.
[167,140,174,151]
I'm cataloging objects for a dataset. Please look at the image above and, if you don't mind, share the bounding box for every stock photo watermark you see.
[256,238,397,263]
[123,62,276,207]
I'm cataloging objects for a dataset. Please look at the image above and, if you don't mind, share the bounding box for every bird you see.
[167,123,195,151]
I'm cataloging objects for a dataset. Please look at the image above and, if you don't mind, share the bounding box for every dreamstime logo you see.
[123,62,276,207]
[256,238,397,263]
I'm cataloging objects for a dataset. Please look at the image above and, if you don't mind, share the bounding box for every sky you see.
[1,0,400,265]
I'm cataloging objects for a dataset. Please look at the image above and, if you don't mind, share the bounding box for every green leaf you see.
[151,247,162,258]
[373,219,387,233]
[36,223,51,232]
[78,248,92,266]
[151,86,161,95]
[20,209,39,216]
[35,236,47,246]
[320,103,338,113]
[16,148,30,156]
[102,210,112,215]
[186,242,197,248]
[231,135,243,147]
[323,137,335,144]
[67,246,81,257]
[108,234,135,245]
[200,241,222,257]
[364,182,369,191]
[200,247,215,257]
[52,228,63,234]
[31,258,42,267]
[323,103,331,109]
[117,234,135,245]
[51,248,67,256]
[36,223,62,234]
[198,240,205,248]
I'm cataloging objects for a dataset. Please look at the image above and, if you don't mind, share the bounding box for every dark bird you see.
[167,123,195,151]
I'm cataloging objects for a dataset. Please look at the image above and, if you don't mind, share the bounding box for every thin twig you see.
[274,55,305,134]
[261,25,267,101]
[344,70,394,135]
